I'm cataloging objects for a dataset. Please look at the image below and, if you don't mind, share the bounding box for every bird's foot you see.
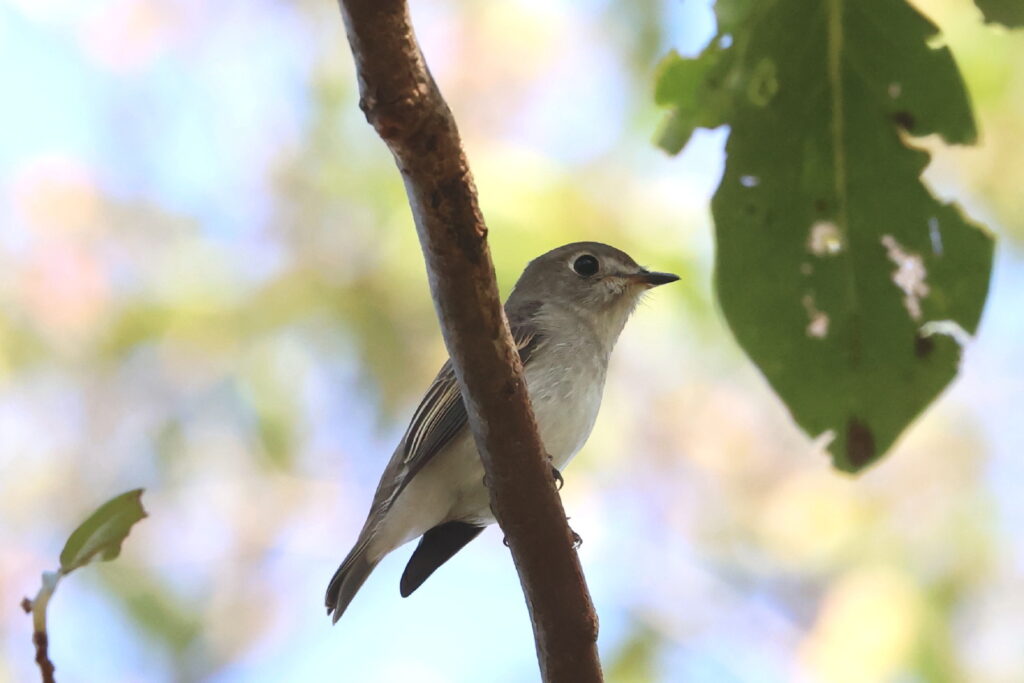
[551,466,564,491]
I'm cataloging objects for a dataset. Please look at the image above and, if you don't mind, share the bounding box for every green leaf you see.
[653,46,733,153]
[657,0,994,471]
[59,489,148,575]
[974,0,1024,28]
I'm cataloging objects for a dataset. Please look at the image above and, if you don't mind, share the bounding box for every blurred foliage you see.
[656,0,994,470]
[96,565,206,675]
[605,622,661,682]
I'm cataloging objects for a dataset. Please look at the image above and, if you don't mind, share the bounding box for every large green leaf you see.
[656,0,994,471]
[59,489,148,575]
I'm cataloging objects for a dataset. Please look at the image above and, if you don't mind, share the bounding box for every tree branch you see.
[335,1,603,680]
[21,577,57,683]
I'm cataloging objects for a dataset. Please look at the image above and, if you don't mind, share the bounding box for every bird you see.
[326,241,679,622]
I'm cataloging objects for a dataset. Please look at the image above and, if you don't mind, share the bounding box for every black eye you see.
[572,254,599,277]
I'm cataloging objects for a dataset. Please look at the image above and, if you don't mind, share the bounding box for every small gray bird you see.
[326,242,678,621]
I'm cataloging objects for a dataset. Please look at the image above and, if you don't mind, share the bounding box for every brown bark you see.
[32,631,56,683]
[21,598,56,683]
[335,1,602,680]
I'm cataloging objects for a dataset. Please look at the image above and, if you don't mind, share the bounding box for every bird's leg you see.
[501,457,567,548]
[546,455,579,545]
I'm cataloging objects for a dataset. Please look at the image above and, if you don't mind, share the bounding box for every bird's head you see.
[509,241,679,346]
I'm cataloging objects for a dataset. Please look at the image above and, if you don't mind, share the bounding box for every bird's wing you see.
[371,317,544,515]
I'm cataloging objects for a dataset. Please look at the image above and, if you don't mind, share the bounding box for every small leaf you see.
[974,0,1024,28]
[59,489,147,575]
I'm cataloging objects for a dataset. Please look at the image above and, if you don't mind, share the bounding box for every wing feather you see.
[376,320,543,512]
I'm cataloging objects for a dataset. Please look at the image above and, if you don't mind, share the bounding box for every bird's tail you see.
[325,540,379,623]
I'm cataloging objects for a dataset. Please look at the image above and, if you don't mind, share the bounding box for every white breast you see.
[523,345,607,471]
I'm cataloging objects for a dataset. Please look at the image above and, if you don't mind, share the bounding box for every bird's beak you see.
[629,269,680,288]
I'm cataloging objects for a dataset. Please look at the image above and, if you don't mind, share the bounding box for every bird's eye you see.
[572,254,599,277]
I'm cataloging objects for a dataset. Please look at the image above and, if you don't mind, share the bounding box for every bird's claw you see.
[551,466,564,491]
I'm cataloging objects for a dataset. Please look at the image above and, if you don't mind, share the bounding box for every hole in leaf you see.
[802,294,830,339]
[807,221,844,256]
[919,320,972,347]
[881,235,930,321]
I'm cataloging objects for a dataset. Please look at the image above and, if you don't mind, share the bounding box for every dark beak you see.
[635,269,680,287]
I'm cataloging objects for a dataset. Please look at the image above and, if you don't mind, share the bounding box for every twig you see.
[22,571,59,683]
[334,1,603,680]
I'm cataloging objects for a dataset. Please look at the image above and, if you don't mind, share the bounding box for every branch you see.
[19,490,146,683]
[335,1,603,680]
[21,573,58,683]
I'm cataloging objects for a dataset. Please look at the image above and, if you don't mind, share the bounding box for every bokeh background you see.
[2,0,1022,681]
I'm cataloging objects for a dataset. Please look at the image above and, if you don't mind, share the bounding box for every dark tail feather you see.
[400,521,484,597]
[326,542,379,623]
